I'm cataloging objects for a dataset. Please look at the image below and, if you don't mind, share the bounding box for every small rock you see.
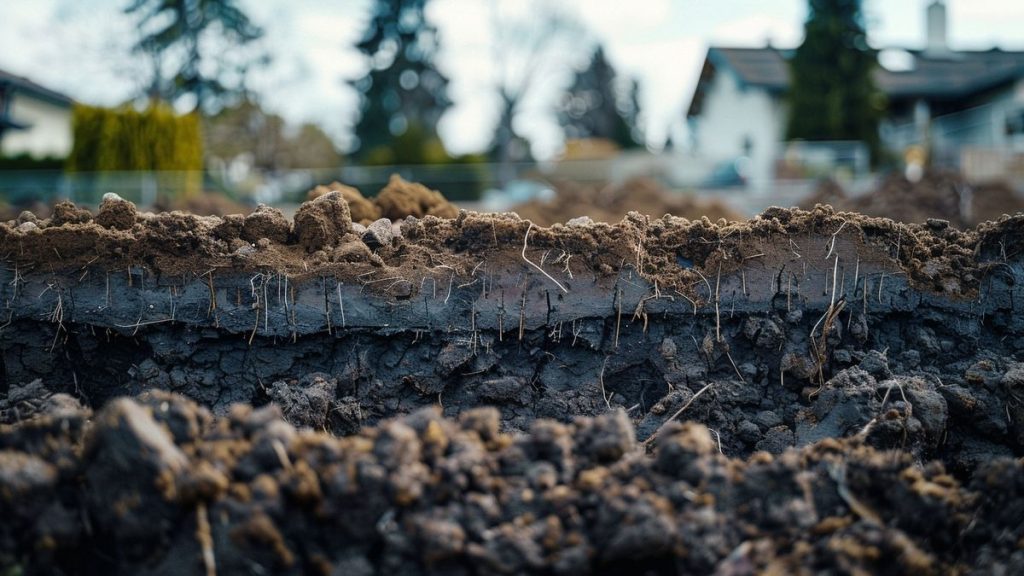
[659,338,677,360]
[567,216,594,227]
[16,221,38,233]
[479,376,532,405]
[362,218,394,248]
[926,218,949,230]
[232,244,257,258]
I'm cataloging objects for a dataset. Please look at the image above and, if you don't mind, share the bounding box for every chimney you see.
[925,0,948,55]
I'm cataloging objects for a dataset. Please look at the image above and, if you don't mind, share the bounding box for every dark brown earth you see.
[1,391,1022,575]
[0,185,1013,297]
[801,169,1024,228]
[513,177,743,226]
[2,184,1024,574]
[308,175,459,225]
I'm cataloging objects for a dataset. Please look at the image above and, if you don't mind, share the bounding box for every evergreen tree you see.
[350,0,451,161]
[557,46,642,149]
[786,0,884,159]
[125,0,265,113]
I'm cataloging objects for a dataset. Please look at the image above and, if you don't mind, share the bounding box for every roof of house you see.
[0,67,74,107]
[687,46,1024,117]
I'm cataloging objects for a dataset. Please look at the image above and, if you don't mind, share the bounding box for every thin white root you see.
[642,382,715,447]
[196,502,217,576]
[599,357,612,410]
[521,223,569,293]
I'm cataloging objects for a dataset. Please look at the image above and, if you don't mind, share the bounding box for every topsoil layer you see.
[2,178,1019,296]
[2,182,1024,574]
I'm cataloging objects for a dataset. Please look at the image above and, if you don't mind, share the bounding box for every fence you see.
[0,164,510,207]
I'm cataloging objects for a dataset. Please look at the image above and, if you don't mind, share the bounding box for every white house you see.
[686,0,1024,186]
[0,68,74,158]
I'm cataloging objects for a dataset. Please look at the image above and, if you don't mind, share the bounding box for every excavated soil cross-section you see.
[1,191,1024,574]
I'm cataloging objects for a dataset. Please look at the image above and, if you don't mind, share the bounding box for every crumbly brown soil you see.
[513,177,744,226]
[1,392,1021,575]
[0,186,1015,299]
[308,175,458,224]
[801,169,1024,228]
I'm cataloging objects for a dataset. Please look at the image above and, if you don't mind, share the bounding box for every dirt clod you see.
[293,191,353,252]
[94,193,138,230]
[242,204,291,244]
[49,201,92,226]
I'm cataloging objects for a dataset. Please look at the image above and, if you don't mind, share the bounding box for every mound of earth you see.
[801,169,1024,228]
[307,175,458,225]
[513,177,743,226]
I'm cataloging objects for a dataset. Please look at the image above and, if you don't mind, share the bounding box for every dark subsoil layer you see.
[2,392,1022,575]
[2,189,1024,574]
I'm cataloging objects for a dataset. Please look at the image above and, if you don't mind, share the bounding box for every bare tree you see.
[487,1,584,187]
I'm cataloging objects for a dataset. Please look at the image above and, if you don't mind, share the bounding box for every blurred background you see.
[1,0,1023,226]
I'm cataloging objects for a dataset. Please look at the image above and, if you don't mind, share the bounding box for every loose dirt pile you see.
[308,175,459,224]
[513,177,743,226]
[1,391,1021,574]
[2,185,1024,574]
[801,169,1024,228]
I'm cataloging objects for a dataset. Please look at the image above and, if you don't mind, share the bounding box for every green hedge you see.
[67,104,202,201]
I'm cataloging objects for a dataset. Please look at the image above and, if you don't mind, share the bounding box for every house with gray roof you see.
[0,67,74,159]
[686,0,1024,186]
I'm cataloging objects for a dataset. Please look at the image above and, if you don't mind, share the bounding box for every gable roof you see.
[0,67,74,107]
[687,46,1024,117]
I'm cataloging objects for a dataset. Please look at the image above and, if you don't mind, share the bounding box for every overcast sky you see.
[2,0,1023,159]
